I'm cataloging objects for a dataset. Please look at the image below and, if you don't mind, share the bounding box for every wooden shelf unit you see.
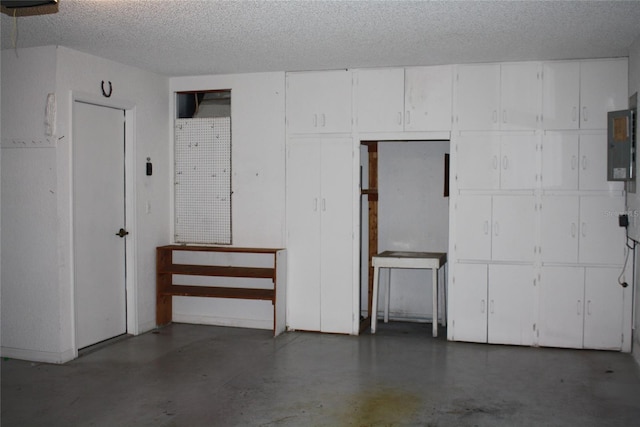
[156,245,287,336]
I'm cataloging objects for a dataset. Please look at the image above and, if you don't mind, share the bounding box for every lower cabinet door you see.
[487,265,535,345]
[450,263,488,343]
[539,266,585,349]
[583,267,624,350]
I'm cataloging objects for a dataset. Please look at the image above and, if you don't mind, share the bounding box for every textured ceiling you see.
[2,0,640,77]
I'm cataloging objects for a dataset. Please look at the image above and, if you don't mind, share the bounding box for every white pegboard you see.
[174,117,231,244]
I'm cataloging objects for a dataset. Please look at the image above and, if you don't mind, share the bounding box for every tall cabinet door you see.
[455,63,501,130]
[540,196,579,263]
[404,65,453,131]
[580,60,628,130]
[455,134,500,190]
[578,195,625,265]
[286,139,322,331]
[541,132,579,190]
[492,195,535,262]
[319,138,354,334]
[501,62,541,130]
[454,195,492,261]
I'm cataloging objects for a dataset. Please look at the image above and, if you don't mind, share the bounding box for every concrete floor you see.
[2,322,640,427]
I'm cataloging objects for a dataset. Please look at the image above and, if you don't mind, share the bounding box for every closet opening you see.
[359,140,450,334]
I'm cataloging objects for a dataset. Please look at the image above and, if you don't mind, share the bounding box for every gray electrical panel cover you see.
[607,109,635,181]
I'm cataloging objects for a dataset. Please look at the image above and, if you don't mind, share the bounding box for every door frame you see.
[70,91,137,356]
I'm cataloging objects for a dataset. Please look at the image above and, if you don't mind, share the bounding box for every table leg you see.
[384,268,391,323]
[371,265,380,333]
[432,268,438,337]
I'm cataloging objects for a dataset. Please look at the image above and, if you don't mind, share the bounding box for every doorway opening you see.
[359,140,450,333]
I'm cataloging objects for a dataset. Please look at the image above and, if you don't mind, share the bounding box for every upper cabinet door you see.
[455,63,501,130]
[580,59,628,130]
[404,66,453,131]
[542,62,580,130]
[286,70,352,134]
[354,68,405,132]
[541,132,579,190]
[501,62,542,130]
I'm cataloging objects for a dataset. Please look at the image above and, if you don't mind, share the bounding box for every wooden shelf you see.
[156,245,287,336]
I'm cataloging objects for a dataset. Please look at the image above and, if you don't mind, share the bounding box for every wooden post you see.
[367,142,378,321]
[156,247,173,326]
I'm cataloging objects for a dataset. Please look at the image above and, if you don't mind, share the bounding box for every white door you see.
[542,61,579,130]
[355,68,405,132]
[488,265,535,345]
[541,132,579,190]
[455,133,500,190]
[583,267,624,350]
[500,62,541,130]
[579,195,625,265]
[492,195,535,262]
[454,195,492,261]
[286,139,322,331]
[499,134,538,190]
[580,60,628,130]
[454,63,500,130]
[540,196,579,263]
[539,266,585,349]
[579,133,624,191]
[319,138,353,334]
[404,65,453,131]
[450,263,487,343]
[73,101,127,349]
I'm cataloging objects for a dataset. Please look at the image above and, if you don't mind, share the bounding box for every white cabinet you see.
[286,138,353,333]
[454,62,541,130]
[541,132,624,191]
[455,195,536,262]
[286,70,352,134]
[354,66,453,132]
[456,133,538,190]
[539,266,624,350]
[542,59,628,130]
[404,66,453,131]
[450,264,534,345]
[540,195,625,265]
[354,68,405,132]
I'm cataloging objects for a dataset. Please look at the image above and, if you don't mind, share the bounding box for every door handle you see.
[116,228,129,238]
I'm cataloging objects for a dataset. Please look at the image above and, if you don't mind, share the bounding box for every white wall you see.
[169,73,286,330]
[628,35,640,365]
[377,141,449,321]
[1,46,169,363]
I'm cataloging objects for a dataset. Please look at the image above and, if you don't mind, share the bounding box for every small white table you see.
[370,250,447,337]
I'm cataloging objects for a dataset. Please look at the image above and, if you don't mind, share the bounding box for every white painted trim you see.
[69,92,138,355]
[1,346,75,364]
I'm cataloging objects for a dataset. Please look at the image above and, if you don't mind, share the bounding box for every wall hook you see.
[101,80,113,98]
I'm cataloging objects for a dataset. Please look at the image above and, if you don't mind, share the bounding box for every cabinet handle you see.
[503,110,507,124]
[406,110,411,125]
[483,221,489,235]
[321,113,326,127]
[587,300,592,316]
[577,300,582,316]
[572,106,577,122]
[581,222,587,238]
[502,156,509,170]
[322,198,326,211]
[481,299,486,313]
[571,155,577,170]
[583,106,588,122]
[571,222,577,238]
[492,110,498,123]
[313,198,318,212]
[581,155,587,170]
[490,300,495,314]
[492,155,498,170]
[313,114,318,128]
[397,112,402,125]
[494,221,499,236]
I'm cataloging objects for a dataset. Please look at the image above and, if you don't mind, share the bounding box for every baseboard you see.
[172,313,271,331]
[1,346,75,364]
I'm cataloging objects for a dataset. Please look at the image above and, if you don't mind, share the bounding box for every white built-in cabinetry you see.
[285,70,355,334]
[284,58,631,350]
[449,58,631,351]
[286,138,353,334]
[353,66,453,132]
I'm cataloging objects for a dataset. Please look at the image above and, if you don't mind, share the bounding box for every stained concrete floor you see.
[2,322,640,427]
